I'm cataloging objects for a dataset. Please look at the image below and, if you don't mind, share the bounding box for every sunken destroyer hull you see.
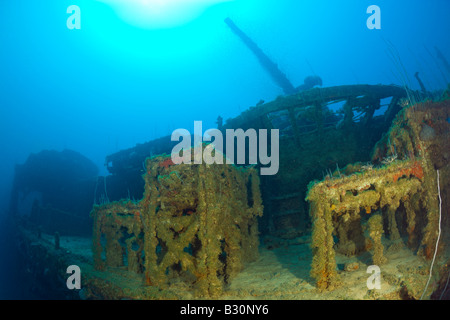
[10,83,450,299]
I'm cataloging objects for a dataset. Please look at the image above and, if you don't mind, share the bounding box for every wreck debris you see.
[306,97,450,291]
[91,200,143,272]
[307,159,424,290]
[91,146,263,297]
[368,214,387,265]
[373,98,450,260]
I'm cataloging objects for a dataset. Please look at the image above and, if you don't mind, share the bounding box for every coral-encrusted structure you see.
[91,149,263,297]
[368,214,387,266]
[306,97,450,291]
[91,201,144,273]
[306,160,424,290]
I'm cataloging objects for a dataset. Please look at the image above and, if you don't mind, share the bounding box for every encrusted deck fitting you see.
[91,149,263,297]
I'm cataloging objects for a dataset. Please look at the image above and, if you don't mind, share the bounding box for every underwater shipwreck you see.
[9,21,450,300]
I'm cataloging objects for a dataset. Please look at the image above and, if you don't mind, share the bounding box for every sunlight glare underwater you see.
[97,0,234,29]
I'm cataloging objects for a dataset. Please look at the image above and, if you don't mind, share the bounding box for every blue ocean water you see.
[0,0,449,299]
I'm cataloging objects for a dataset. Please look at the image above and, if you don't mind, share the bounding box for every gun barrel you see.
[225,17,296,95]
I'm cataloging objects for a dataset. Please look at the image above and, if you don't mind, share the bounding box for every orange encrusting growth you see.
[159,158,174,169]
[392,161,424,183]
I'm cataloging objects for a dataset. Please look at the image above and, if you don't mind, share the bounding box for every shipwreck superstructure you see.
[8,17,450,299]
[10,82,450,299]
[104,83,409,239]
